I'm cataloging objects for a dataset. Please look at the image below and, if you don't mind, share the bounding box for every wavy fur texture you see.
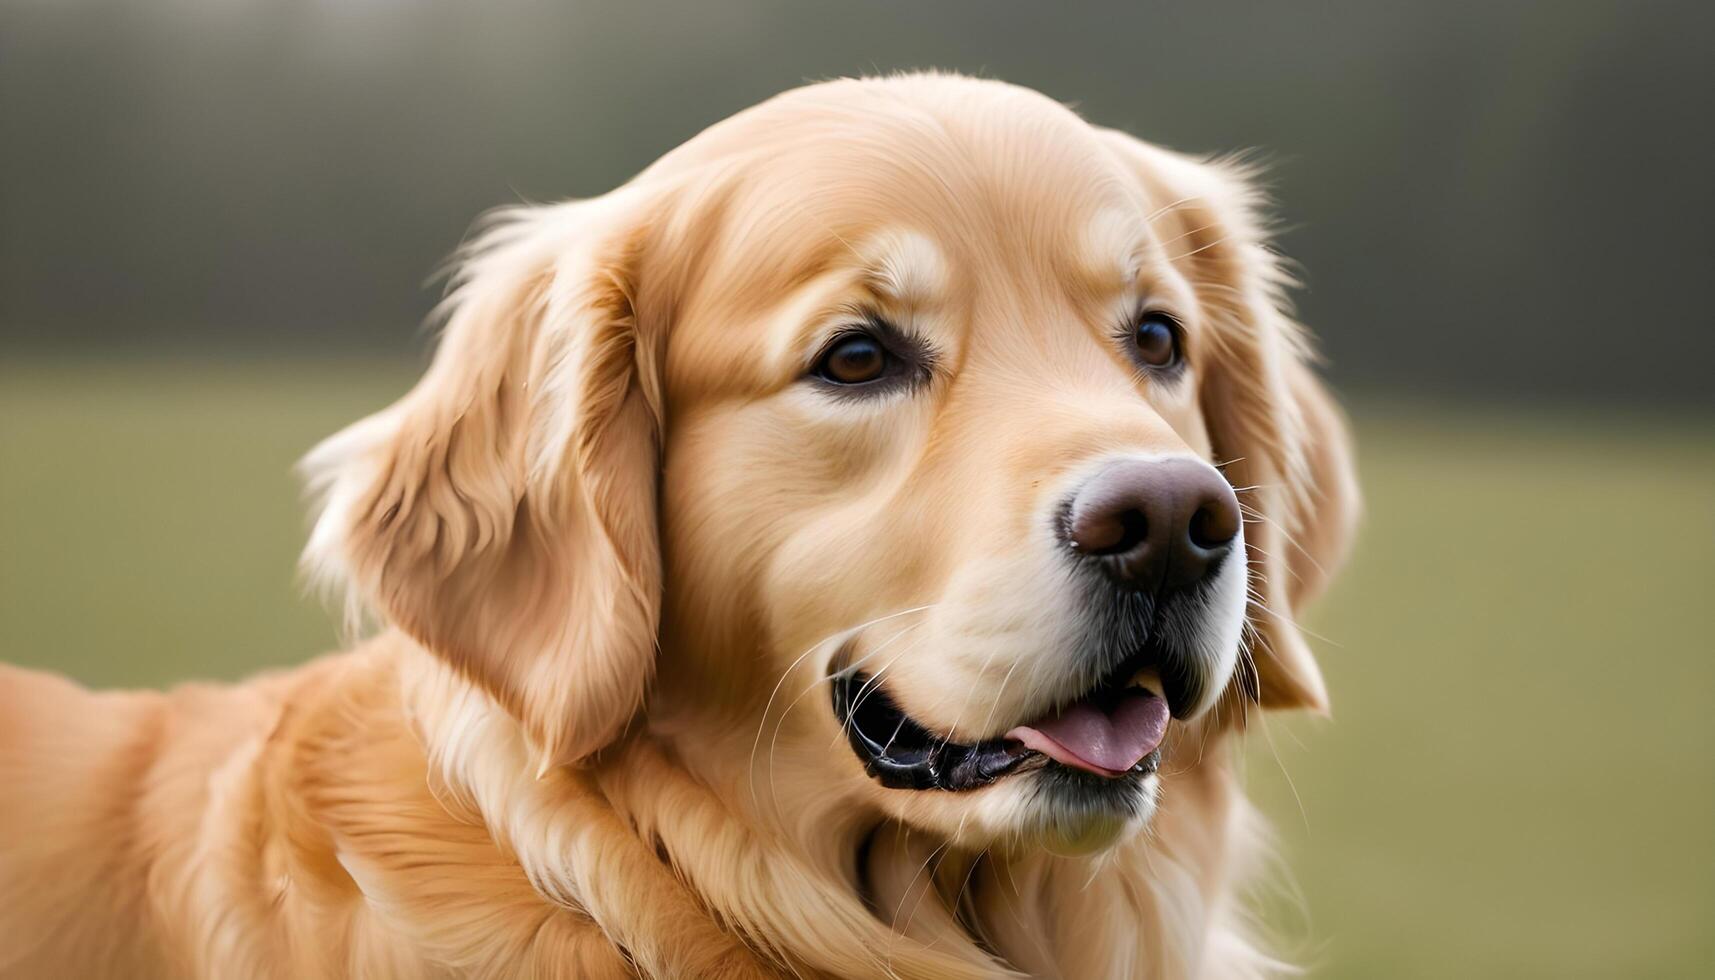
[0,74,1357,979]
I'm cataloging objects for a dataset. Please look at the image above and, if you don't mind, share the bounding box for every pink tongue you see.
[1005,691,1170,778]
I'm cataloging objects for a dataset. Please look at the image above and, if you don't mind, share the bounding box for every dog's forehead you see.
[652,78,1217,403]
[670,91,1173,313]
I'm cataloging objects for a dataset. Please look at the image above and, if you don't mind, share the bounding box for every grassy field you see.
[3,361,1712,977]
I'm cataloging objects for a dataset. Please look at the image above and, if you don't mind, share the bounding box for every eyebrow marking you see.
[860,230,946,305]
[1082,208,1149,287]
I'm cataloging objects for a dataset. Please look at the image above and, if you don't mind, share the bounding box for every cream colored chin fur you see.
[0,72,1358,979]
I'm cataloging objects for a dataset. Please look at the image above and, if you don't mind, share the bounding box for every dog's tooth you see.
[1126,668,1164,700]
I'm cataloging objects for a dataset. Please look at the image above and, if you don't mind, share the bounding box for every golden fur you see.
[0,74,1357,978]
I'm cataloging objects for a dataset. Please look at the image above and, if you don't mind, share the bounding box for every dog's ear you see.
[301,190,665,768]
[1240,352,1360,713]
[1104,133,1359,713]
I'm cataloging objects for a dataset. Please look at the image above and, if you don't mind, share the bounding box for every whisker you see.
[767,618,924,801]
[972,657,1026,755]
[748,603,937,812]
[1238,502,1332,582]
[1242,542,1305,586]
[1143,194,1202,224]
[1166,232,1232,262]
[1152,219,1224,249]
[1247,596,1342,649]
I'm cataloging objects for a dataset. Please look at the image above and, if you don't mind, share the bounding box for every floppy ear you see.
[1105,134,1359,713]
[1237,352,1360,713]
[301,191,664,768]
[1276,355,1361,615]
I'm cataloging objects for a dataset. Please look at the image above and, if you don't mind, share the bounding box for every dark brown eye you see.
[816,334,889,385]
[1134,312,1181,368]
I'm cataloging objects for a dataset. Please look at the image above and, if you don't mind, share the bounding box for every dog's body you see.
[0,74,1356,979]
[0,638,1256,978]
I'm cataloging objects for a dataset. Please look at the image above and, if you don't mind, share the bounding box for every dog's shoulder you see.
[0,648,407,977]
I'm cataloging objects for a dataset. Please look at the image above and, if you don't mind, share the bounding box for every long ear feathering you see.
[298,202,576,646]
[298,189,666,770]
[298,400,410,641]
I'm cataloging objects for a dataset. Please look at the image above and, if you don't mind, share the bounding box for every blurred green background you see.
[3,1,1712,976]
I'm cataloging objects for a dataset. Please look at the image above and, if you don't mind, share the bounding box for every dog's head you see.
[305,75,1357,853]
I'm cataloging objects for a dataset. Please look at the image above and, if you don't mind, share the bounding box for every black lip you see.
[830,669,1164,792]
[831,672,1033,790]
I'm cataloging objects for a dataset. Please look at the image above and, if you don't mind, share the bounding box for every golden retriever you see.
[0,73,1357,979]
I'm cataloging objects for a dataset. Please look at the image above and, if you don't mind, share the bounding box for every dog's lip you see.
[830,668,1167,792]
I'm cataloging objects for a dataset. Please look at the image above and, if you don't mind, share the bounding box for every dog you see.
[0,73,1357,978]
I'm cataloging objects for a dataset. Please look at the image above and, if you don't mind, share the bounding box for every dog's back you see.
[0,663,293,977]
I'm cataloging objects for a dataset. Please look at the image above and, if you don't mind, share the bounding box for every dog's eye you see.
[1134,312,1182,368]
[815,334,890,385]
[807,319,936,396]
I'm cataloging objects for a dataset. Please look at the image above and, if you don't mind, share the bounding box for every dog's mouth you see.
[831,665,1173,792]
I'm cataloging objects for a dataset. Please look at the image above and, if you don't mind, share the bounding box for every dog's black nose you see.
[1065,457,1241,594]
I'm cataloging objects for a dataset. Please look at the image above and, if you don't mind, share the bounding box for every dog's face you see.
[305,76,1357,855]
[658,89,1263,850]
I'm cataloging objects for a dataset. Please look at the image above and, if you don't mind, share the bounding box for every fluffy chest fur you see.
[0,637,1275,979]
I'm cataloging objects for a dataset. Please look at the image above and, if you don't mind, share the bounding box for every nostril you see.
[1070,504,1150,555]
[1188,498,1240,550]
[1095,508,1149,556]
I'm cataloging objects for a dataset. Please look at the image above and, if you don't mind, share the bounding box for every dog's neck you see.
[385,637,1271,978]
